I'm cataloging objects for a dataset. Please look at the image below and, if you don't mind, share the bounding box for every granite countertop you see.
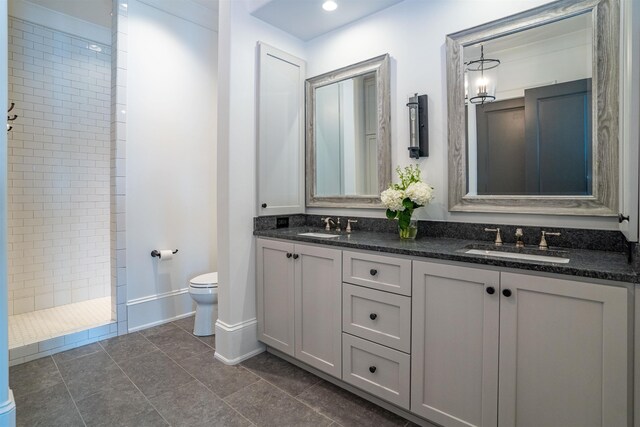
[254,226,638,284]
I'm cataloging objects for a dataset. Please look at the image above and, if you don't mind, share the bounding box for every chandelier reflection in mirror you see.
[465,45,500,105]
[7,102,17,132]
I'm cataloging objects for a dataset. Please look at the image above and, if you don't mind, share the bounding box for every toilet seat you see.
[190,272,218,288]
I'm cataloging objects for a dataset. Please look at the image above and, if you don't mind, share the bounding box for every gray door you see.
[475,98,526,195]
[524,78,592,195]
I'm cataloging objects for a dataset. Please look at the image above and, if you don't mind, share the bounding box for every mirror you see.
[306,54,391,208]
[447,0,619,215]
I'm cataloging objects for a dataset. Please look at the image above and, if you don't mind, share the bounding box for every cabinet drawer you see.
[343,284,411,352]
[343,251,411,296]
[342,333,410,409]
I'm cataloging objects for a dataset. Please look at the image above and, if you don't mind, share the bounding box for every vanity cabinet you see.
[412,261,629,427]
[256,238,342,377]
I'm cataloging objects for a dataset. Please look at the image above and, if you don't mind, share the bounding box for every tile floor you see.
[10,315,418,427]
[9,297,112,349]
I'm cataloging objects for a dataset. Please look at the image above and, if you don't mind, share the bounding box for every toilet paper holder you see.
[151,249,178,258]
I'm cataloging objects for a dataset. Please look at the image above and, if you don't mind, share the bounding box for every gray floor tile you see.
[196,334,216,349]
[57,349,131,401]
[298,380,408,427]
[149,380,251,427]
[122,409,170,427]
[172,315,195,333]
[241,351,321,396]
[100,332,158,363]
[177,350,260,398]
[140,322,181,339]
[119,349,195,398]
[15,382,84,427]
[225,380,332,427]
[9,357,63,398]
[143,322,211,360]
[52,342,103,364]
[75,377,156,427]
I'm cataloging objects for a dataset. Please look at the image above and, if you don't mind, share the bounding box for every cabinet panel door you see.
[499,273,628,427]
[294,244,342,377]
[256,239,295,355]
[257,43,306,216]
[412,261,500,427]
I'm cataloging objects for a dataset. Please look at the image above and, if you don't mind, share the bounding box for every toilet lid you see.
[190,272,218,288]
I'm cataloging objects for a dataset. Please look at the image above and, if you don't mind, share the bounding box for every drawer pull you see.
[286,253,292,258]
[293,254,299,260]
[369,313,378,320]
[502,289,512,297]
[369,366,377,373]
[486,286,495,295]
[370,269,378,276]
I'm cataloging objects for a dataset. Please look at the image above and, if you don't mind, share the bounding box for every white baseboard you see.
[127,289,195,332]
[0,390,16,427]
[213,318,265,365]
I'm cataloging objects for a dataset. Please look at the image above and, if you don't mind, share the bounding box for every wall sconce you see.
[7,102,17,132]
[407,93,428,159]
[465,45,500,105]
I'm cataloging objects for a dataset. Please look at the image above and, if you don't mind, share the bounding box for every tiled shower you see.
[6,16,114,357]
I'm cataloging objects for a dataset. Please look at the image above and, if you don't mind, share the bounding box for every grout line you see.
[96,340,174,426]
[146,322,262,426]
[50,356,88,427]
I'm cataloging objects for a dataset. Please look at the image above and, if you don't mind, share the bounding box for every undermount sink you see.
[298,232,341,239]
[464,245,570,264]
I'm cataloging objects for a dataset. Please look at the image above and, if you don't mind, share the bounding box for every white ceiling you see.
[251,0,405,42]
[21,0,219,29]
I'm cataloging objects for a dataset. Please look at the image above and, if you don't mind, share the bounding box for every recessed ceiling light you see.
[322,0,338,12]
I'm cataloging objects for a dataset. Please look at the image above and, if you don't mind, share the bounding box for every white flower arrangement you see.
[381,165,434,238]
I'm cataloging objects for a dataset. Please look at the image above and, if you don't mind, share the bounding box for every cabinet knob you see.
[369,269,378,276]
[502,289,512,298]
[261,203,267,208]
[293,254,299,260]
[369,313,378,320]
[369,366,377,373]
[286,253,292,258]
[486,286,495,295]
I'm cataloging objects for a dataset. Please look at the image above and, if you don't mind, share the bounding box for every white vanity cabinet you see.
[412,261,630,427]
[256,238,342,377]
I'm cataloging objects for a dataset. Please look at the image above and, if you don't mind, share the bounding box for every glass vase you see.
[398,219,418,240]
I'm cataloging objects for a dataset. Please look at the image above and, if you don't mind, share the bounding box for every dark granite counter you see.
[254,226,638,284]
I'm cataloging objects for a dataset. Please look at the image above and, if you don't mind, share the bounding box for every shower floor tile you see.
[9,297,113,349]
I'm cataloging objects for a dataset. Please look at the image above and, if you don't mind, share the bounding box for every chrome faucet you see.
[538,231,561,250]
[321,217,335,231]
[484,228,502,246]
[515,228,524,248]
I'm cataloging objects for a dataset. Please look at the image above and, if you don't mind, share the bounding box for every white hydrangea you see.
[405,182,434,206]
[381,188,405,212]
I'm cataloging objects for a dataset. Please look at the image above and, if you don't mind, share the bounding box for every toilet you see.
[188,272,218,336]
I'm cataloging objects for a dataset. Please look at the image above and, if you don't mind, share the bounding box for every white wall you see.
[303,0,618,230]
[126,0,217,330]
[216,0,305,363]
[7,16,111,314]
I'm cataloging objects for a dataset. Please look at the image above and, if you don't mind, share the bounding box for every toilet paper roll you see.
[159,249,174,260]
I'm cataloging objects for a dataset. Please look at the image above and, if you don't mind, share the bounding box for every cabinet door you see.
[256,239,295,356]
[412,261,500,427]
[499,273,629,427]
[294,244,342,377]
[256,43,306,216]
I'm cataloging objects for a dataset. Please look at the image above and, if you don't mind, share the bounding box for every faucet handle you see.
[346,219,358,233]
[484,228,502,246]
[538,231,561,250]
[335,217,341,232]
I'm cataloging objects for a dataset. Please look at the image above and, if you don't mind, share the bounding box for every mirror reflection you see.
[315,72,378,196]
[464,13,593,196]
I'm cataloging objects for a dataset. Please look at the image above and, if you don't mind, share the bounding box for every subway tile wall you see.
[7,17,112,315]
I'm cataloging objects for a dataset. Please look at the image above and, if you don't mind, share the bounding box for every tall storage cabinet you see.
[256,238,342,377]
